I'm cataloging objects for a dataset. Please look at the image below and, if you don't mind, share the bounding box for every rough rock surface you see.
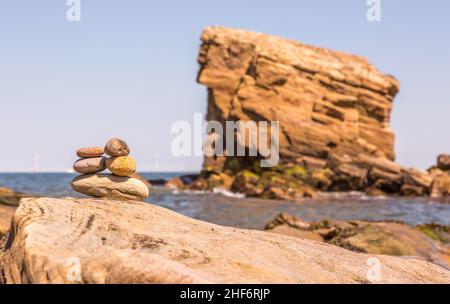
[265,213,450,269]
[195,26,439,197]
[1,197,450,284]
[71,174,149,201]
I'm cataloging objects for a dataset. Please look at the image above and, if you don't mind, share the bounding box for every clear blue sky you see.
[0,1,449,172]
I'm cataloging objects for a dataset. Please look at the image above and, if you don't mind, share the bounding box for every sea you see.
[1,173,449,229]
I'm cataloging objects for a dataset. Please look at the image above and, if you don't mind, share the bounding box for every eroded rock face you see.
[195,26,437,197]
[2,197,450,283]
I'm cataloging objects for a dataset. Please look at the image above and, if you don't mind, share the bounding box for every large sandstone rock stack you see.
[193,26,438,198]
[1,197,450,283]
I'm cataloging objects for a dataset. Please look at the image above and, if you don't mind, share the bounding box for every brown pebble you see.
[105,138,130,157]
[77,147,104,158]
[73,157,107,174]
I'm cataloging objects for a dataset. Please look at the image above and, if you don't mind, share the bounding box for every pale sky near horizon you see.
[0,1,449,172]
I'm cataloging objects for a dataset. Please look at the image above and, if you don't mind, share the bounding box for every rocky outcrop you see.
[193,26,441,198]
[0,187,34,207]
[0,187,36,237]
[438,155,450,171]
[0,205,15,237]
[265,213,450,269]
[2,197,450,283]
[429,155,450,197]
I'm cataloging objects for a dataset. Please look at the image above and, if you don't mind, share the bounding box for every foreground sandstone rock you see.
[1,197,450,283]
[192,26,445,198]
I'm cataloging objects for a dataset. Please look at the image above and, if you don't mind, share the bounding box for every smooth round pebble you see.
[105,138,130,157]
[76,147,104,158]
[106,156,136,177]
[73,157,107,174]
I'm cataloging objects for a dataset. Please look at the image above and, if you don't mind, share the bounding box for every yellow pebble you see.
[106,156,136,177]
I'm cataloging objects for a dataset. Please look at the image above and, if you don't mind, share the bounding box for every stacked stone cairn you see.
[71,138,149,201]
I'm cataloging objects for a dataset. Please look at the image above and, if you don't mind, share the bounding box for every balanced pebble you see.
[105,138,130,157]
[73,157,107,174]
[71,174,149,201]
[77,147,104,158]
[106,156,136,177]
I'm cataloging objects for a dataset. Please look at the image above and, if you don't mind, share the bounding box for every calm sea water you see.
[1,173,449,229]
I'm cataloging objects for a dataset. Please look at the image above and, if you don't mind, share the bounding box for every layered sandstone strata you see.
[194,26,440,198]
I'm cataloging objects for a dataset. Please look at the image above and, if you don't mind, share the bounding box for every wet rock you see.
[165,177,185,190]
[179,174,200,185]
[2,197,449,283]
[429,169,450,198]
[265,213,450,269]
[310,168,334,191]
[231,170,260,195]
[104,138,130,157]
[73,157,107,174]
[417,223,450,244]
[331,163,367,191]
[105,156,136,177]
[265,213,311,230]
[76,147,104,158]
[147,179,166,186]
[71,174,149,201]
